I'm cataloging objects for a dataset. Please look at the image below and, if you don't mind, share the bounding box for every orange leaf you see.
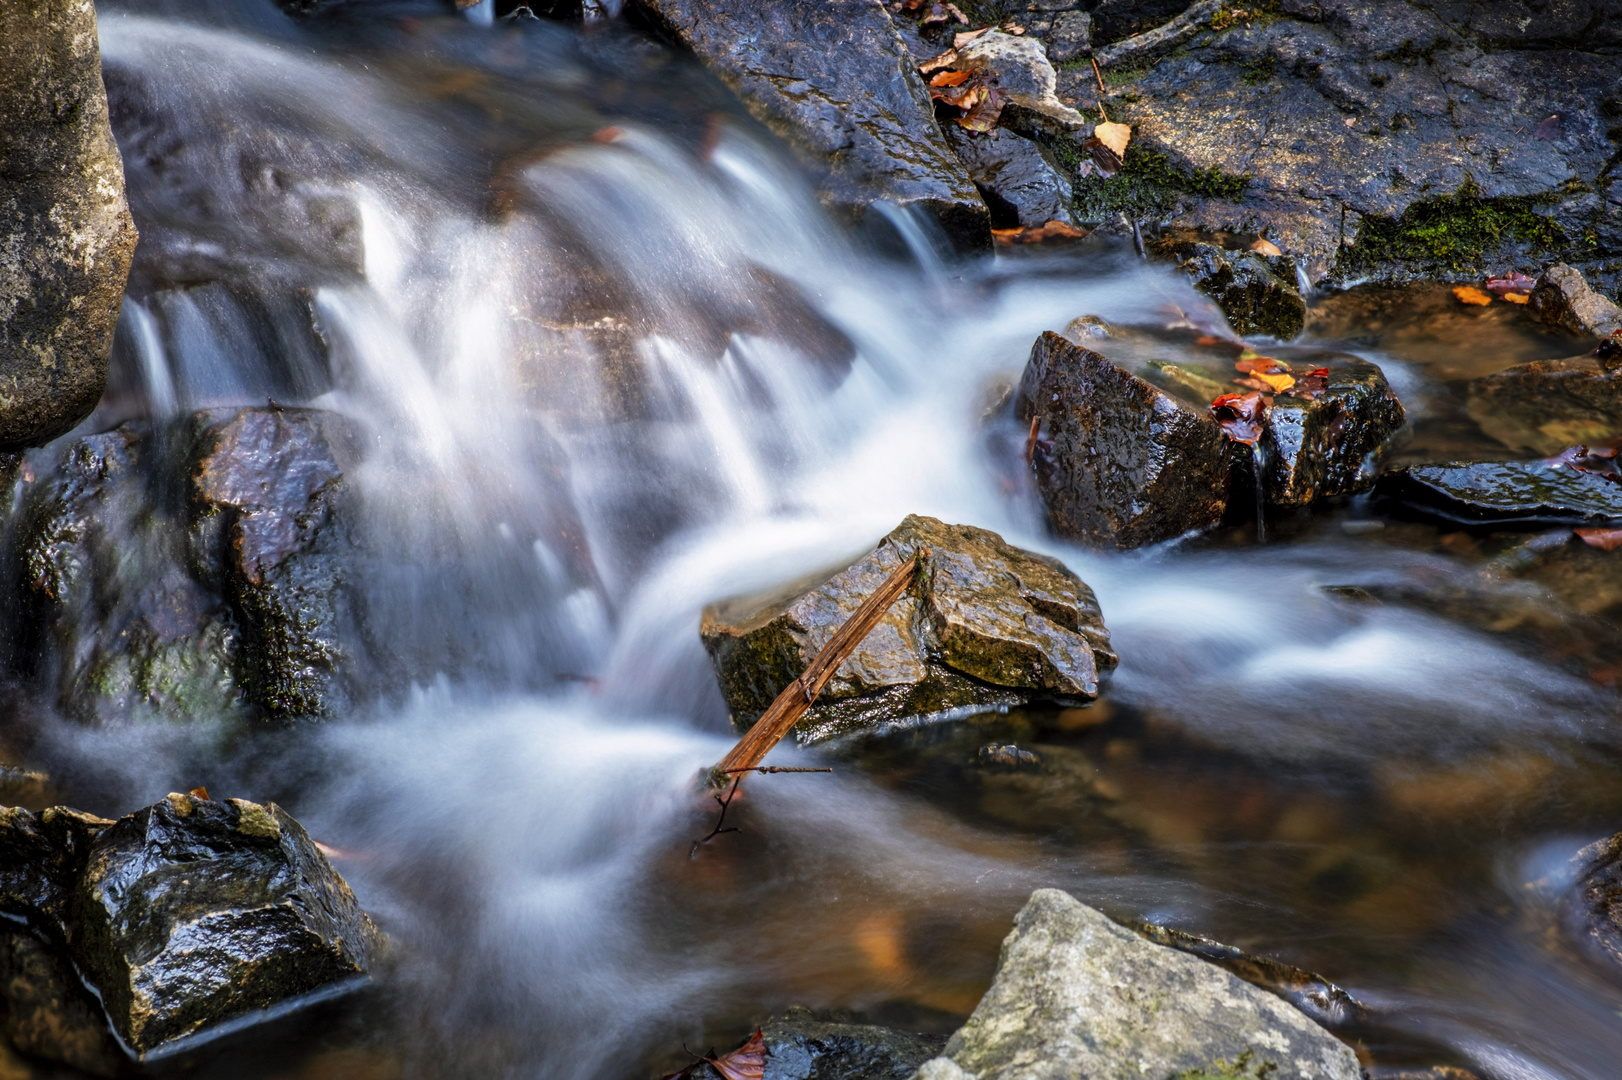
[993,220,1089,244]
[1453,285,1492,306]
[1250,237,1282,257]
[917,48,958,74]
[1210,391,1269,445]
[706,1029,766,1080]
[189,785,210,800]
[1576,528,1622,551]
[1253,370,1295,393]
[1092,121,1131,158]
[1234,355,1288,375]
[1501,291,1529,304]
[930,70,971,86]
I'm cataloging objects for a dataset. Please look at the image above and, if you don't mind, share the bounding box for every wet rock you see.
[1094,0,1223,67]
[0,0,139,449]
[71,792,383,1056]
[1527,264,1622,340]
[1147,233,1306,339]
[691,1008,947,1080]
[1090,0,1198,47]
[1127,921,1370,1029]
[913,889,1362,1080]
[954,32,1087,131]
[1466,354,1622,456]
[1377,460,1622,525]
[1568,830,1622,970]
[629,0,990,252]
[701,515,1115,743]
[0,806,112,926]
[1263,360,1404,507]
[1016,331,1237,548]
[943,128,1074,229]
[0,927,123,1076]
[1043,11,1092,65]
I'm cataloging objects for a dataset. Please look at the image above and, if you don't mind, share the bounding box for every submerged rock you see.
[913,889,1362,1080]
[1528,264,1622,340]
[1466,354,1622,456]
[701,515,1115,743]
[629,0,989,251]
[691,1007,947,1080]
[1147,234,1306,340]
[1377,460,1622,525]
[943,128,1075,230]
[0,0,139,450]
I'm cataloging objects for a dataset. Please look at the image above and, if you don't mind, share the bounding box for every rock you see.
[629,0,990,252]
[0,927,123,1076]
[1262,360,1404,507]
[1090,0,1199,47]
[0,806,111,925]
[1147,233,1307,339]
[700,515,1115,743]
[1044,11,1092,65]
[1094,0,1224,68]
[954,33,1088,131]
[943,127,1075,229]
[1568,830,1622,969]
[690,1008,947,1080]
[1052,2,1622,290]
[0,0,139,449]
[1527,264,1622,340]
[1377,460,1622,525]
[1016,331,1237,548]
[1466,354,1622,456]
[912,889,1362,1080]
[70,792,383,1056]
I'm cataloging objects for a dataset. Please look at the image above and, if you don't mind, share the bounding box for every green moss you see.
[1209,0,1283,31]
[1068,144,1251,221]
[1170,1049,1278,1080]
[1340,179,1567,276]
[1240,55,1276,85]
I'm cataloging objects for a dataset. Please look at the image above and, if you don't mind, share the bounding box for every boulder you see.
[71,792,383,1056]
[1466,354,1622,456]
[1043,11,1092,65]
[0,0,139,449]
[1263,360,1404,507]
[0,926,123,1076]
[943,128,1075,229]
[628,0,990,252]
[1377,460,1622,525]
[700,515,1115,743]
[689,1007,947,1080]
[1527,264,1622,340]
[1147,233,1306,340]
[912,889,1362,1080]
[954,32,1088,130]
[1568,830,1622,970]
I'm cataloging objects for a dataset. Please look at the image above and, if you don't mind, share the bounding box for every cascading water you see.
[3,4,1622,1079]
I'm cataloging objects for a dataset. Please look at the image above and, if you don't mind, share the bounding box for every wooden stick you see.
[711,547,928,781]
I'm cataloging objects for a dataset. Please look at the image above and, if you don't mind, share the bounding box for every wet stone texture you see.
[1146,233,1307,340]
[1263,360,1404,507]
[1377,460,1622,525]
[914,889,1362,1080]
[689,1008,946,1080]
[628,0,990,251]
[701,515,1115,743]
[1527,264,1622,340]
[0,0,139,450]
[1569,831,1622,971]
[943,127,1075,229]
[1467,353,1622,456]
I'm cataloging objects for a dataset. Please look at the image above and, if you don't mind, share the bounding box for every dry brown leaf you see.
[189,785,210,800]
[1452,285,1493,306]
[944,2,969,22]
[706,1029,766,1080]
[929,69,971,86]
[1576,527,1622,551]
[1250,237,1282,257]
[954,27,989,48]
[917,48,958,74]
[1092,121,1131,159]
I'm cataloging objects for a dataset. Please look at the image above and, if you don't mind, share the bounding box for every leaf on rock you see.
[917,48,958,74]
[1210,391,1269,445]
[1092,121,1131,158]
[954,27,989,48]
[993,220,1090,244]
[1452,285,1493,306]
[705,1029,767,1080]
[1253,370,1295,392]
[189,785,210,800]
[1576,527,1622,551]
[921,2,952,27]
[1286,367,1330,399]
[1534,114,1560,141]
[958,84,1006,131]
[930,69,971,86]
[1485,271,1535,296]
[1547,444,1622,482]
[1250,237,1282,257]
[929,81,984,109]
[1234,354,1288,375]
[944,2,969,22]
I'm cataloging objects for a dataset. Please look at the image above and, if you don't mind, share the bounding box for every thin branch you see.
[688,777,743,858]
[719,766,834,775]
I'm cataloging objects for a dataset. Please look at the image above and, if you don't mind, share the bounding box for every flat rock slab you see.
[701,515,1115,743]
[1467,355,1622,456]
[913,889,1362,1080]
[1378,460,1622,525]
[631,0,989,250]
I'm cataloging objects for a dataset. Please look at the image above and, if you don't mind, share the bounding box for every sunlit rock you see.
[912,889,1362,1080]
[0,0,139,449]
[1528,264,1622,341]
[701,515,1115,744]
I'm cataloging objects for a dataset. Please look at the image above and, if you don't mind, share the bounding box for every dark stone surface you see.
[1263,360,1404,506]
[1528,264,1622,340]
[1377,460,1622,525]
[701,514,1114,743]
[1090,0,1197,47]
[628,0,990,251]
[689,1008,947,1080]
[1569,830,1622,970]
[1016,331,1236,548]
[943,127,1074,229]
[1056,0,1622,291]
[1466,354,1622,456]
[0,0,139,449]
[1147,233,1307,339]
[70,792,383,1057]
[1044,11,1092,64]
[0,927,123,1076]
[0,807,111,927]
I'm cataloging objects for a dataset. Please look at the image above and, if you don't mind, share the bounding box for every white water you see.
[18,7,1622,1079]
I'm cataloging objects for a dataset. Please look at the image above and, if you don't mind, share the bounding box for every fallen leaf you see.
[1250,237,1283,257]
[189,785,210,800]
[1234,354,1289,375]
[993,220,1090,244]
[1003,22,1026,34]
[1501,291,1529,304]
[1252,370,1295,393]
[930,69,971,86]
[1576,527,1622,551]
[1547,444,1622,482]
[958,84,1006,131]
[706,1029,767,1080]
[1076,159,1096,178]
[590,126,625,143]
[1343,116,1356,127]
[921,1,952,26]
[954,27,988,48]
[1452,285,1493,306]
[1210,391,1269,445]
[1092,121,1131,158]
[1534,114,1560,141]
[1485,271,1535,295]
[929,81,985,109]
[1080,136,1123,176]
[917,48,958,74]
[901,0,928,10]
[944,1,968,21]
[1286,367,1330,399]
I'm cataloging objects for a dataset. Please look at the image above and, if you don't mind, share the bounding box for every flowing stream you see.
[6,3,1622,1079]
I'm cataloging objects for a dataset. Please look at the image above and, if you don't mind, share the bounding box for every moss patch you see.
[1339,179,1567,277]
[1064,143,1251,222]
[1170,1049,1278,1080]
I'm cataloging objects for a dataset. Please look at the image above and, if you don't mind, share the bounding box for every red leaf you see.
[1210,391,1269,445]
[1484,271,1534,296]
[1576,527,1622,551]
[706,1029,766,1080]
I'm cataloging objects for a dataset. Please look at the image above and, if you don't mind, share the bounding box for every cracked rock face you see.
[944,127,1075,228]
[912,889,1362,1080]
[628,0,990,251]
[1528,263,1622,340]
[700,514,1115,743]
[0,0,139,450]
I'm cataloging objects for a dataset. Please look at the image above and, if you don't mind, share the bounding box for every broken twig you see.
[689,776,743,858]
